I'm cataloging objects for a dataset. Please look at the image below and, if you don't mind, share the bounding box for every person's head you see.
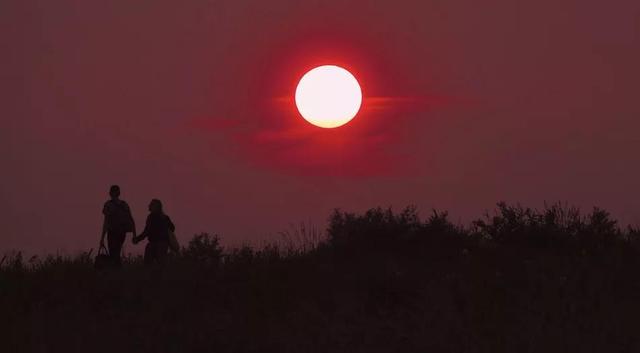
[109,185,121,199]
[149,199,163,213]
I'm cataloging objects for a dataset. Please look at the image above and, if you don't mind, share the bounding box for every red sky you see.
[1,0,639,253]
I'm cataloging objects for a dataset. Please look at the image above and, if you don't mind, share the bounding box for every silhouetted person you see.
[133,199,175,265]
[100,185,136,267]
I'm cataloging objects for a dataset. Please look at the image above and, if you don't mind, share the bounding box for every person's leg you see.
[156,241,169,265]
[107,231,125,267]
[144,242,160,265]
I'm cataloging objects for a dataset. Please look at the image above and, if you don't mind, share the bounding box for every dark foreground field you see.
[2,203,640,353]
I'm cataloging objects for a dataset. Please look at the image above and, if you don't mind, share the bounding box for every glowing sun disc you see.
[295,65,362,128]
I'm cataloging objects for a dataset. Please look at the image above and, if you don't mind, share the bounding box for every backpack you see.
[168,229,180,253]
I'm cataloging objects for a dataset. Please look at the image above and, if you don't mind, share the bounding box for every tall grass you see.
[2,203,640,352]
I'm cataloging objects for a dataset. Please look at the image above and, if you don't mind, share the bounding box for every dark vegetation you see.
[2,203,640,352]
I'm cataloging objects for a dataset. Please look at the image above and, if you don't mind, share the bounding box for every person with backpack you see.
[100,185,136,266]
[133,199,175,265]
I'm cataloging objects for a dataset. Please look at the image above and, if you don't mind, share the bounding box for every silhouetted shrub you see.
[327,206,472,262]
[3,203,640,353]
[225,245,255,266]
[471,202,624,253]
[328,206,422,250]
[182,232,223,267]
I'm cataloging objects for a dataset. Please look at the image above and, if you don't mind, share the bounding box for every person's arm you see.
[100,216,107,247]
[134,215,150,243]
[168,216,175,232]
[126,204,137,237]
[131,220,137,238]
[100,203,108,247]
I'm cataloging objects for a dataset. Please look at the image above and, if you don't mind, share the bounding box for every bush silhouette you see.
[181,232,223,267]
[2,203,640,353]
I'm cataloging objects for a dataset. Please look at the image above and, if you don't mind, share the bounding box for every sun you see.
[295,65,362,128]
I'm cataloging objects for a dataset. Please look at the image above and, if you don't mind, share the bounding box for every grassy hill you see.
[2,203,640,352]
